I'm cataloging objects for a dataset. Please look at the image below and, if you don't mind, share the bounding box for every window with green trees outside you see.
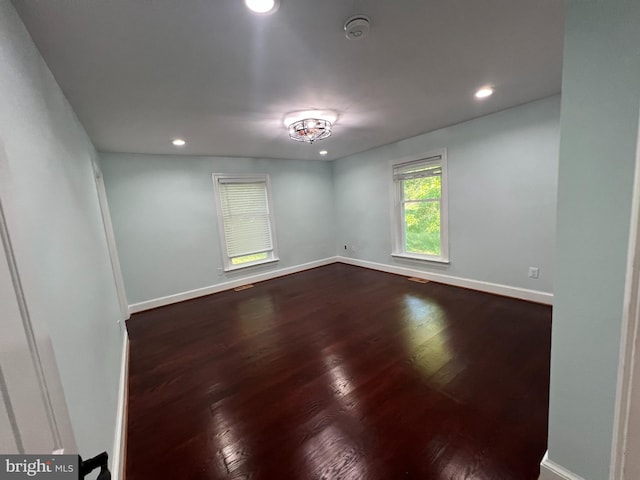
[392,151,449,262]
[403,175,442,255]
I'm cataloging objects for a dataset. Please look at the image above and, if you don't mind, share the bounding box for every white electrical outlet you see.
[528,267,540,279]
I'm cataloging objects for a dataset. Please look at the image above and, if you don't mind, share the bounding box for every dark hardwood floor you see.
[125,263,551,480]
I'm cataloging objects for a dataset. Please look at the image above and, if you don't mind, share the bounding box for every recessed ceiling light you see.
[319,150,328,156]
[475,86,494,99]
[172,138,186,146]
[245,0,279,15]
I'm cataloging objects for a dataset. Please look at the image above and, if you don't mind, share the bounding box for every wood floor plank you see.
[126,263,551,479]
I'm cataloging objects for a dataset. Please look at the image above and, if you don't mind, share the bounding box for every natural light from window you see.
[231,252,269,266]
[403,175,442,256]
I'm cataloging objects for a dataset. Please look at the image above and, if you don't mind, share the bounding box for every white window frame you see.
[212,173,279,272]
[390,149,449,264]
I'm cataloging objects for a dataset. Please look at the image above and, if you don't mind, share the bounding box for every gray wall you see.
[547,1,640,478]
[0,0,124,462]
[333,96,560,293]
[100,153,336,305]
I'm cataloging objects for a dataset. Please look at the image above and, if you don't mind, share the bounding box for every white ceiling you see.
[13,0,564,161]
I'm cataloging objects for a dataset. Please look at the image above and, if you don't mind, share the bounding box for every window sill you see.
[223,257,279,272]
[391,253,450,264]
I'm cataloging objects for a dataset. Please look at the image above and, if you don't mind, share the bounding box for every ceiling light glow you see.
[172,138,186,146]
[474,86,494,99]
[319,150,328,156]
[283,110,338,128]
[245,0,279,14]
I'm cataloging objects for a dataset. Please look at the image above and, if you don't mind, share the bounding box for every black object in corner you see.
[79,452,111,480]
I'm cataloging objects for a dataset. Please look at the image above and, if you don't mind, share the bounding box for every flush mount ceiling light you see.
[474,86,494,99]
[319,150,328,156]
[172,138,186,146]
[288,118,332,144]
[245,0,280,15]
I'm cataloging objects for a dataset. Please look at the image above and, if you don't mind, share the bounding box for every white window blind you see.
[392,155,443,181]
[218,180,272,258]
[213,174,278,271]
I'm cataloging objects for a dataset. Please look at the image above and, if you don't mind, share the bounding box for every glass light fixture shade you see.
[288,118,332,144]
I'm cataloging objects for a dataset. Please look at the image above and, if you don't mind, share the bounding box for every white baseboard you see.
[337,256,553,305]
[539,453,585,480]
[128,257,338,313]
[111,330,129,480]
[129,255,552,313]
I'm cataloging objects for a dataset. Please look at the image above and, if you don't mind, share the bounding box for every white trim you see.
[111,331,129,480]
[540,455,586,480]
[128,257,338,313]
[611,102,640,480]
[391,253,450,264]
[128,254,554,313]
[337,256,553,305]
[92,158,129,320]
[224,256,279,272]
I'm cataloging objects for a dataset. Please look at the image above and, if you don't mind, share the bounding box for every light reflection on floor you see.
[402,294,454,381]
[237,294,275,336]
[303,424,368,480]
[210,406,249,477]
[323,353,355,398]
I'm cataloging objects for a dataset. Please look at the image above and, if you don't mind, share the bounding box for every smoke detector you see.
[344,15,370,40]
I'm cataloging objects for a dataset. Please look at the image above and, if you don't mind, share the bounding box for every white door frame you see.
[611,104,640,480]
[0,192,76,453]
[91,158,129,320]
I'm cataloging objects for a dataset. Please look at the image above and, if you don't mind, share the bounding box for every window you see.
[391,150,449,263]
[213,174,278,271]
